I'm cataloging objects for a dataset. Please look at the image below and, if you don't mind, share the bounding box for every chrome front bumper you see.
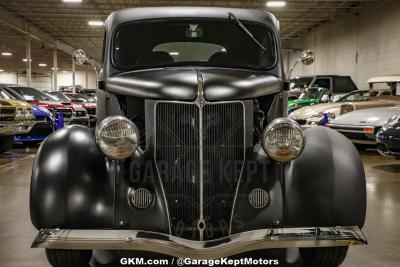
[15,120,36,134]
[0,121,17,135]
[32,226,367,259]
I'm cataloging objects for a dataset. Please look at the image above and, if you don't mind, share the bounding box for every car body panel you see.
[106,68,282,101]
[0,98,17,136]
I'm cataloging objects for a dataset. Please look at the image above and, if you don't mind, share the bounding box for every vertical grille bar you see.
[155,101,244,240]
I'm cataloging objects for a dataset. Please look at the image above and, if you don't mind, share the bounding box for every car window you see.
[10,87,52,101]
[300,88,319,100]
[0,88,14,99]
[314,78,330,89]
[339,91,371,102]
[333,77,357,93]
[290,77,313,90]
[113,19,276,70]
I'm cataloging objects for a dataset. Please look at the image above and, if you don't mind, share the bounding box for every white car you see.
[327,106,400,144]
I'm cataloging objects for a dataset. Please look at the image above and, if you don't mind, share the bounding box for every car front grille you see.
[56,108,73,118]
[155,101,245,241]
[0,108,15,122]
[86,108,96,115]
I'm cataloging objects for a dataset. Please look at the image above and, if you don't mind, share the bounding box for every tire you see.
[45,249,92,267]
[0,135,14,153]
[300,246,348,267]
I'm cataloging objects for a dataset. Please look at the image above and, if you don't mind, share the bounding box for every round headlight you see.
[95,116,140,160]
[262,118,305,162]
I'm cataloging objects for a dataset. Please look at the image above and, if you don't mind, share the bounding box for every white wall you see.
[285,0,400,90]
[0,71,97,91]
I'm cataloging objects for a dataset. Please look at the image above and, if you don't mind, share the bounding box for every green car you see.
[288,87,330,113]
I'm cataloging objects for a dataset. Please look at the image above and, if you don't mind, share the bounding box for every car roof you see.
[367,76,400,83]
[107,7,279,33]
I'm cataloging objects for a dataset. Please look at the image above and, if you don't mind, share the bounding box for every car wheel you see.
[300,246,348,267]
[0,135,14,153]
[46,249,92,267]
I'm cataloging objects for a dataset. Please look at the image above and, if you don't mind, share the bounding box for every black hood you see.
[106,68,281,101]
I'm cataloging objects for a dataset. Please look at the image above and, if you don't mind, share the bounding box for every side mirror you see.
[287,50,315,82]
[73,49,87,66]
[300,50,315,65]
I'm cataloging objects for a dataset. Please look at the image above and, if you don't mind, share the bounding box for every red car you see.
[4,85,89,126]
[48,92,97,127]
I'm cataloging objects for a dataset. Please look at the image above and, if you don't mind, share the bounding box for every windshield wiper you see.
[228,12,266,51]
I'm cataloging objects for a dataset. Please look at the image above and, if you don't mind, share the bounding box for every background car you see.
[288,87,330,113]
[368,75,400,96]
[327,106,400,144]
[47,91,96,127]
[376,113,400,159]
[3,85,89,127]
[0,86,54,143]
[289,89,399,128]
[289,75,359,100]
[0,98,17,153]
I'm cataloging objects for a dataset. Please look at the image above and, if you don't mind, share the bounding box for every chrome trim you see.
[32,226,367,259]
[196,71,205,240]
[327,124,376,132]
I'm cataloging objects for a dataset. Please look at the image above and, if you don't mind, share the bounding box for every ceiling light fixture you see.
[169,52,180,56]
[266,1,286,7]
[88,20,104,27]
[38,63,47,67]
[23,58,32,62]
[63,0,82,3]
[0,69,4,72]
[1,52,12,56]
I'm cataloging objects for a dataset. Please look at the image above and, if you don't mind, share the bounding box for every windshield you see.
[299,88,320,100]
[0,88,14,99]
[337,90,373,102]
[10,87,53,101]
[49,92,71,102]
[113,19,276,70]
[290,77,313,90]
[65,94,87,103]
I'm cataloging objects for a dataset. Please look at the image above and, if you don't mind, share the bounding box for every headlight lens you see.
[262,118,305,162]
[95,116,140,160]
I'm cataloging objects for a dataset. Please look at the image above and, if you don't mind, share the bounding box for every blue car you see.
[14,104,56,143]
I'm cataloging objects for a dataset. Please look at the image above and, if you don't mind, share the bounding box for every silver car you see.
[327,106,400,144]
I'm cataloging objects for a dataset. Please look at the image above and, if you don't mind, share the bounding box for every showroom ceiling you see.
[0,0,388,73]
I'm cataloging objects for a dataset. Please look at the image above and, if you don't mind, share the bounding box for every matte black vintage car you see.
[30,7,367,267]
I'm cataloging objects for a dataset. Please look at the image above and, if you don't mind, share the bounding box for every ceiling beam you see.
[0,4,99,65]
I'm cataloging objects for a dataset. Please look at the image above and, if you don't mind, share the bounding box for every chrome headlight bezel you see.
[95,116,140,160]
[262,118,305,162]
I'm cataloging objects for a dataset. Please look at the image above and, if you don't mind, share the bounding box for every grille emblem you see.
[249,189,269,209]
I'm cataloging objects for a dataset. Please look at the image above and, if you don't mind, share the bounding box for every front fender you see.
[285,126,366,228]
[30,125,114,230]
